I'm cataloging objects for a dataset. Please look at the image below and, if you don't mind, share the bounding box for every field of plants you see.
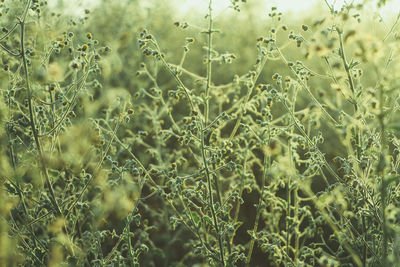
[1,0,400,266]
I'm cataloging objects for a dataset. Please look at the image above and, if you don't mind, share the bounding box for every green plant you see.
[1,0,400,266]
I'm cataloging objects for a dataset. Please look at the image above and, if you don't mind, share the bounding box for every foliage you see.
[1,0,400,266]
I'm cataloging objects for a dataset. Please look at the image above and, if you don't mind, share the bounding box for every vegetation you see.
[1,0,400,266]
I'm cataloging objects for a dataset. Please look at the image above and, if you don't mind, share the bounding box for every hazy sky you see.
[51,0,399,21]
[177,0,398,16]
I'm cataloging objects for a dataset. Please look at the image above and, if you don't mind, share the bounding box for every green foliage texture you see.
[1,0,400,266]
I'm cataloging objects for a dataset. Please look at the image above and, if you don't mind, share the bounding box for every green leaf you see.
[203,215,213,226]
[348,59,360,69]
[191,211,201,228]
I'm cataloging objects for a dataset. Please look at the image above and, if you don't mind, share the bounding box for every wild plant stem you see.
[286,180,291,265]
[362,216,367,266]
[200,134,225,266]
[246,148,268,267]
[337,29,362,159]
[378,83,388,261]
[230,149,249,247]
[205,0,213,125]
[287,87,299,264]
[294,187,299,262]
[201,1,225,265]
[151,26,225,264]
[276,47,338,125]
[20,0,62,216]
[229,55,268,141]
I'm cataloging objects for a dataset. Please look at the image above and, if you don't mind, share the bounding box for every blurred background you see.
[49,0,399,18]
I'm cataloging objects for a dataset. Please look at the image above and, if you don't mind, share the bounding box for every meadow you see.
[1,0,400,266]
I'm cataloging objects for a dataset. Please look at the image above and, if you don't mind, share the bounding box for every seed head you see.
[71,61,79,69]
[81,44,89,51]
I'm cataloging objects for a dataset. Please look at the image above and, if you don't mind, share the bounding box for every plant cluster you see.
[1,0,400,266]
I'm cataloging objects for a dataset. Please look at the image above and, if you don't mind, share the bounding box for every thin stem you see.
[38,68,91,137]
[0,43,21,57]
[294,186,299,262]
[245,147,268,267]
[378,83,388,261]
[362,215,367,266]
[286,179,291,265]
[230,149,249,247]
[276,47,338,125]
[199,1,225,265]
[229,55,268,141]
[337,28,357,107]
[152,40,196,112]
[205,0,213,125]
[200,131,225,265]
[20,0,62,216]
[288,86,299,264]
[383,12,400,42]
[0,21,19,42]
